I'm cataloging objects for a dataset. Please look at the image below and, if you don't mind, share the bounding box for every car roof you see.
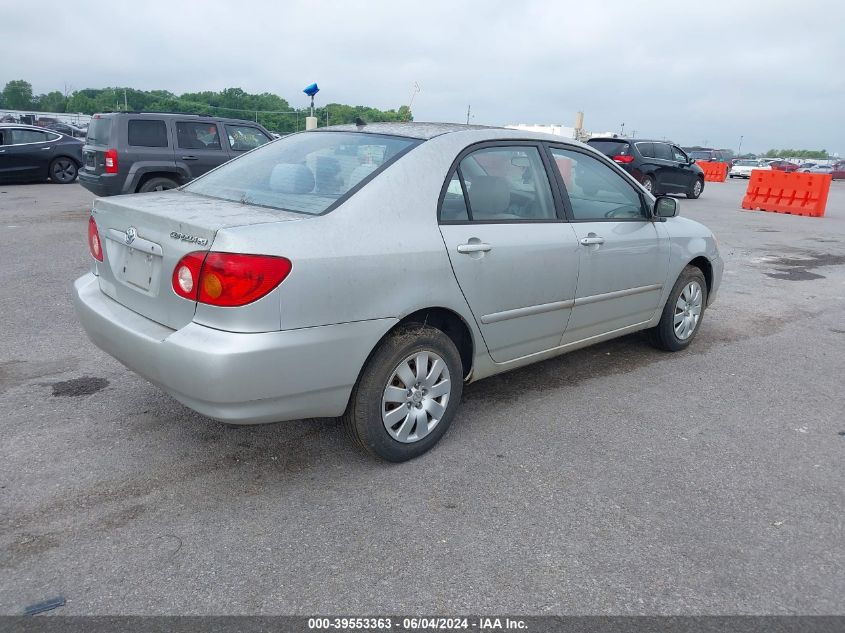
[589,138,681,145]
[0,123,64,131]
[315,121,499,140]
[91,112,270,127]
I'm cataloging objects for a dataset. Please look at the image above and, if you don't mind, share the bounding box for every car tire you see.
[343,324,463,462]
[49,157,78,184]
[138,177,179,193]
[687,178,704,199]
[649,265,708,352]
[641,175,657,195]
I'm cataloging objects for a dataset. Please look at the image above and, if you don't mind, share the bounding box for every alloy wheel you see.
[674,280,703,340]
[52,159,76,183]
[382,350,451,443]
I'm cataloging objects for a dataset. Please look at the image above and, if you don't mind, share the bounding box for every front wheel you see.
[687,178,703,199]
[50,157,78,184]
[649,265,708,352]
[343,324,463,462]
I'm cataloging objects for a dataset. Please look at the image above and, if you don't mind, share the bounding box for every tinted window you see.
[671,146,688,162]
[689,151,712,160]
[128,120,168,147]
[184,131,418,215]
[587,140,630,157]
[9,129,51,144]
[440,170,470,221]
[226,124,271,152]
[86,118,112,145]
[550,148,646,221]
[653,143,673,160]
[176,121,221,150]
[458,146,556,221]
[636,142,654,158]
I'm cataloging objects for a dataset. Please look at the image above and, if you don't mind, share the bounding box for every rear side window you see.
[128,120,168,147]
[86,118,112,145]
[653,143,673,160]
[177,121,222,150]
[588,140,630,158]
[9,129,51,144]
[226,124,271,152]
[440,171,470,221]
[636,142,654,158]
[456,146,556,221]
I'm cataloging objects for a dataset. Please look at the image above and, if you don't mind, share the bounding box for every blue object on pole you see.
[303,83,320,97]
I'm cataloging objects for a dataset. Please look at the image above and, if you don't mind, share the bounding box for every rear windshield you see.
[588,140,630,156]
[184,131,420,215]
[689,151,712,160]
[86,117,112,146]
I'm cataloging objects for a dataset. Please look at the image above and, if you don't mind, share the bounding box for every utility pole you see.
[124,89,128,111]
[466,104,471,125]
[620,122,625,136]
[738,135,744,156]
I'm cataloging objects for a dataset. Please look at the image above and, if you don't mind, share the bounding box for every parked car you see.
[74,123,723,462]
[729,159,771,179]
[44,122,88,139]
[798,164,831,174]
[798,162,816,170]
[78,112,274,196]
[833,162,845,179]
[684,148,731,163]
[768,160,800,172]
[587,138,706,198]
[0,123,83,184]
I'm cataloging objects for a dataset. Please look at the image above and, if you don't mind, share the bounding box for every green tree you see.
[66,92,97,114]
[36,90,67,112]
[2,80,34,109]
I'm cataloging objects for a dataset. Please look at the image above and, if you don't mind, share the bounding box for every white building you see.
[505,123,577,139]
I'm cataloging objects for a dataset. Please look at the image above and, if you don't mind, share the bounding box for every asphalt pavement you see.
[1,176,843,615]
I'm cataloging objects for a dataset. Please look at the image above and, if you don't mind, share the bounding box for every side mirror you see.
[688,158,696,164]
[654,196,678,220]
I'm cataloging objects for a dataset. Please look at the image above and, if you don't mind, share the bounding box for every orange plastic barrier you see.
[698,161,728,182]
[741,170,831,217]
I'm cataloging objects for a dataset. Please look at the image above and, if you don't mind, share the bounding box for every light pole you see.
[738,135,744,157]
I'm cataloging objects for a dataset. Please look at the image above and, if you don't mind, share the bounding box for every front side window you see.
[9,129,51,144]
[671,146,688,162]
[456,146,556,221]
[184,131,419,215]
[226,124,271,152]
[128,120,168,147]
[177,121,221,150]
[549,148,647,221]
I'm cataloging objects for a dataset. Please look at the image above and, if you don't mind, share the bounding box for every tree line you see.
[763,149,830,159]
[0,80,412,133]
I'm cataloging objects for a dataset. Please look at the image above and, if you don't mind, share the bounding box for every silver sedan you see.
[74,123,723,462]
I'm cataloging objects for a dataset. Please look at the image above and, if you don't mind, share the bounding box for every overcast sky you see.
[2,0,843,154]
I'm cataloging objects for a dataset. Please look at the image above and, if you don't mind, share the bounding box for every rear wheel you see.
[641,175,656,195]
[138,176,179,193]
[649,265,707,352]
[687,178,703,199]
[343,324,463,462]
[50,157,78,184]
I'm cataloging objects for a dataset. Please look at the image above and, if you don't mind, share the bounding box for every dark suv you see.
[683,148,731,163]
[79,112,274,196]
[587,138,706,199]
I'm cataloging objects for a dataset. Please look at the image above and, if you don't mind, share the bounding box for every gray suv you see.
[78,112,274,196]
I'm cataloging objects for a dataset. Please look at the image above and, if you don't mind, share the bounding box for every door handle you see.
[181,155,198,160]
[457,242,492,254]
[42,147,52,150]
[579,236,605,245]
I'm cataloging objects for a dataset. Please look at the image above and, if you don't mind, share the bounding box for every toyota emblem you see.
[124,227,137,245]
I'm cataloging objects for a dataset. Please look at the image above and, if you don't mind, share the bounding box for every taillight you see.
[104,148,118,173]
[612,154,635,164]
[172,252,292,307]
[88,215,103,261]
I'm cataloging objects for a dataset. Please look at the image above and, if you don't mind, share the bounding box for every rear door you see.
[0,128,57,181]
[546,145,670,344]
[438,143,580,363]
[175,120,228,178]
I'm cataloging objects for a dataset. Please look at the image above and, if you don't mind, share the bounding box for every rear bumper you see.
[73,273,396,424]
[78,171,124,197]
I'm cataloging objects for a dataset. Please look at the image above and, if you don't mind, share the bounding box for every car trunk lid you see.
[92,190,304,330]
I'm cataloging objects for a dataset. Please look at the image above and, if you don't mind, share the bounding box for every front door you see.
[547,146,670,344]
[438,144,580,363]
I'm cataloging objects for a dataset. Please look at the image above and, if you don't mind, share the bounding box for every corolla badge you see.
[170,231,209,247]
[124,227,137,245]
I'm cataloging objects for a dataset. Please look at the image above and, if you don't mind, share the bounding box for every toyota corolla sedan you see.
[74,123,723,462]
